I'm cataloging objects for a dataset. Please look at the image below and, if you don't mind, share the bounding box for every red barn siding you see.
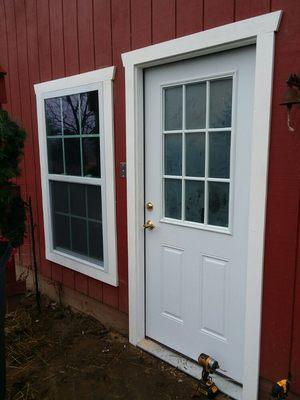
[0,0,300,395]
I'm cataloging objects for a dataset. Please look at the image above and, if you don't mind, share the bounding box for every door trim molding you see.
[122,11,282,400]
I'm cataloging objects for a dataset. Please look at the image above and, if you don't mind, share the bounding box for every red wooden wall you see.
[0,0,300,395]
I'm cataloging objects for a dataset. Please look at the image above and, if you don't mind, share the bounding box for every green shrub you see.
[0,109,26,247]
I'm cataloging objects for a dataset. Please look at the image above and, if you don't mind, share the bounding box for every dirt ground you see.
[5,293,231,400]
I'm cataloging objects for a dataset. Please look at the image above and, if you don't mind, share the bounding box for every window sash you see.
[35,67,118,286]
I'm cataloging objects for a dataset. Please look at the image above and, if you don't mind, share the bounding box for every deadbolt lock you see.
[146,201,154,211]
[143,220,155,230]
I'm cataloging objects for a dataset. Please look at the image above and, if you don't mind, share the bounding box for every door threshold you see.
[137,338,242,400]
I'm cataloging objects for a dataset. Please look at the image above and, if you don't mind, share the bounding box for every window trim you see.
[35,67,118,286]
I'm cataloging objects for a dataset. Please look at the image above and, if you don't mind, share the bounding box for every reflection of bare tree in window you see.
[45,91,99,136]
[81,91,99,135]
[45,98,62,135]
[63,95,80,135]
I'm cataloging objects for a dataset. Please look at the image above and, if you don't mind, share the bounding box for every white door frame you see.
[122,11,282,400]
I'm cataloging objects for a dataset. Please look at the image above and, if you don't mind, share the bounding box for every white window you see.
[35,67,118,286]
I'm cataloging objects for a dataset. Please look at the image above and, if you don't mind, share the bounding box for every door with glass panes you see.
[144,46,255,383]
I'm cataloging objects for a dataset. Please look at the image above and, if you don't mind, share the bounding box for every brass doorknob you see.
[143,220,155,230]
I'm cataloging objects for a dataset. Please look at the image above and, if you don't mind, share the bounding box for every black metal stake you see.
[0,242,12,400]
[28,197,41,313]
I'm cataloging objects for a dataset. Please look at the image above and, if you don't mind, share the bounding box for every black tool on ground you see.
[194,353,220,399]
[271,375,291,399]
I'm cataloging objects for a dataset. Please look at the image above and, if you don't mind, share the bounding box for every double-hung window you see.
[35,67,118,286]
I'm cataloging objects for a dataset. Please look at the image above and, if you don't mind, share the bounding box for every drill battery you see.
[197,378,219,399]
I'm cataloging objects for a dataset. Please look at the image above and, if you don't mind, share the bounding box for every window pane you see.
[70,183,86,217]
[53,213,70,250]
[87,186,102,220]
[208,182,229,227]
[83,137,101,177]
[185,180,204,223]
[186,83,206,129]
[185,132,205,177]
[164,179,182,219]
[47,138,64,174]
[88,221,103,261]
[71,217,88,255]
[164,86,183,131]
[51,181,68,213]
[62,94,80,135]
[209,131,231,178]
[64,138,81,176]
[164,133,182,175]
[81,91,99,135]
[209,78,232,128]
[45,98,62,136]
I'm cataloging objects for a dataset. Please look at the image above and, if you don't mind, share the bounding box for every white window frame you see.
[34,67,118,286]
[122,11,282,400]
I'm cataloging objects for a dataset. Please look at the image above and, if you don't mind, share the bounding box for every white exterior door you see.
[144,46,256,384]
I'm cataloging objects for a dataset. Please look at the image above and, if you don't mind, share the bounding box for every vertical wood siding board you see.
[176,0,204,38]
[203,0,234,30]
[88,277,103,302]
[130,0,152,50]
[77,0,95,73]
[75,272,88,295]
[288,191,300,394]
[62,267,75,289]
[14,0,42,271]
[234,0,271,21]
[4,0,27,197]
[102,283,119,309]
[152,0,176,44]
[62,0,79,76]
[259,1,300,387]
[0,0,11,111]
[49,0,65,79]
[14,0,34,198]
[93,0,112,68]
[36,0,52,81]
[290,243,300,393]
[52,263,63,283]
[109,0,131,310]
[8,1,29,218]
[25,0,43,256]
[25,0,50,276]
[3,0,21,117]
[118,280,128,313]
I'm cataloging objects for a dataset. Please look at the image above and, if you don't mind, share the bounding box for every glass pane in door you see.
[162,77,233,228]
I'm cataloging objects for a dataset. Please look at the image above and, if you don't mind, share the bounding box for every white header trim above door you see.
[122,11,282,400]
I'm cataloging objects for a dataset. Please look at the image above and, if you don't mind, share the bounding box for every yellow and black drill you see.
[271,377,291,400]
[195,353,220,399]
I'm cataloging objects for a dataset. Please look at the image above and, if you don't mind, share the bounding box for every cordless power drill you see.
[196,353,220,399]
[271,378,291,399]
